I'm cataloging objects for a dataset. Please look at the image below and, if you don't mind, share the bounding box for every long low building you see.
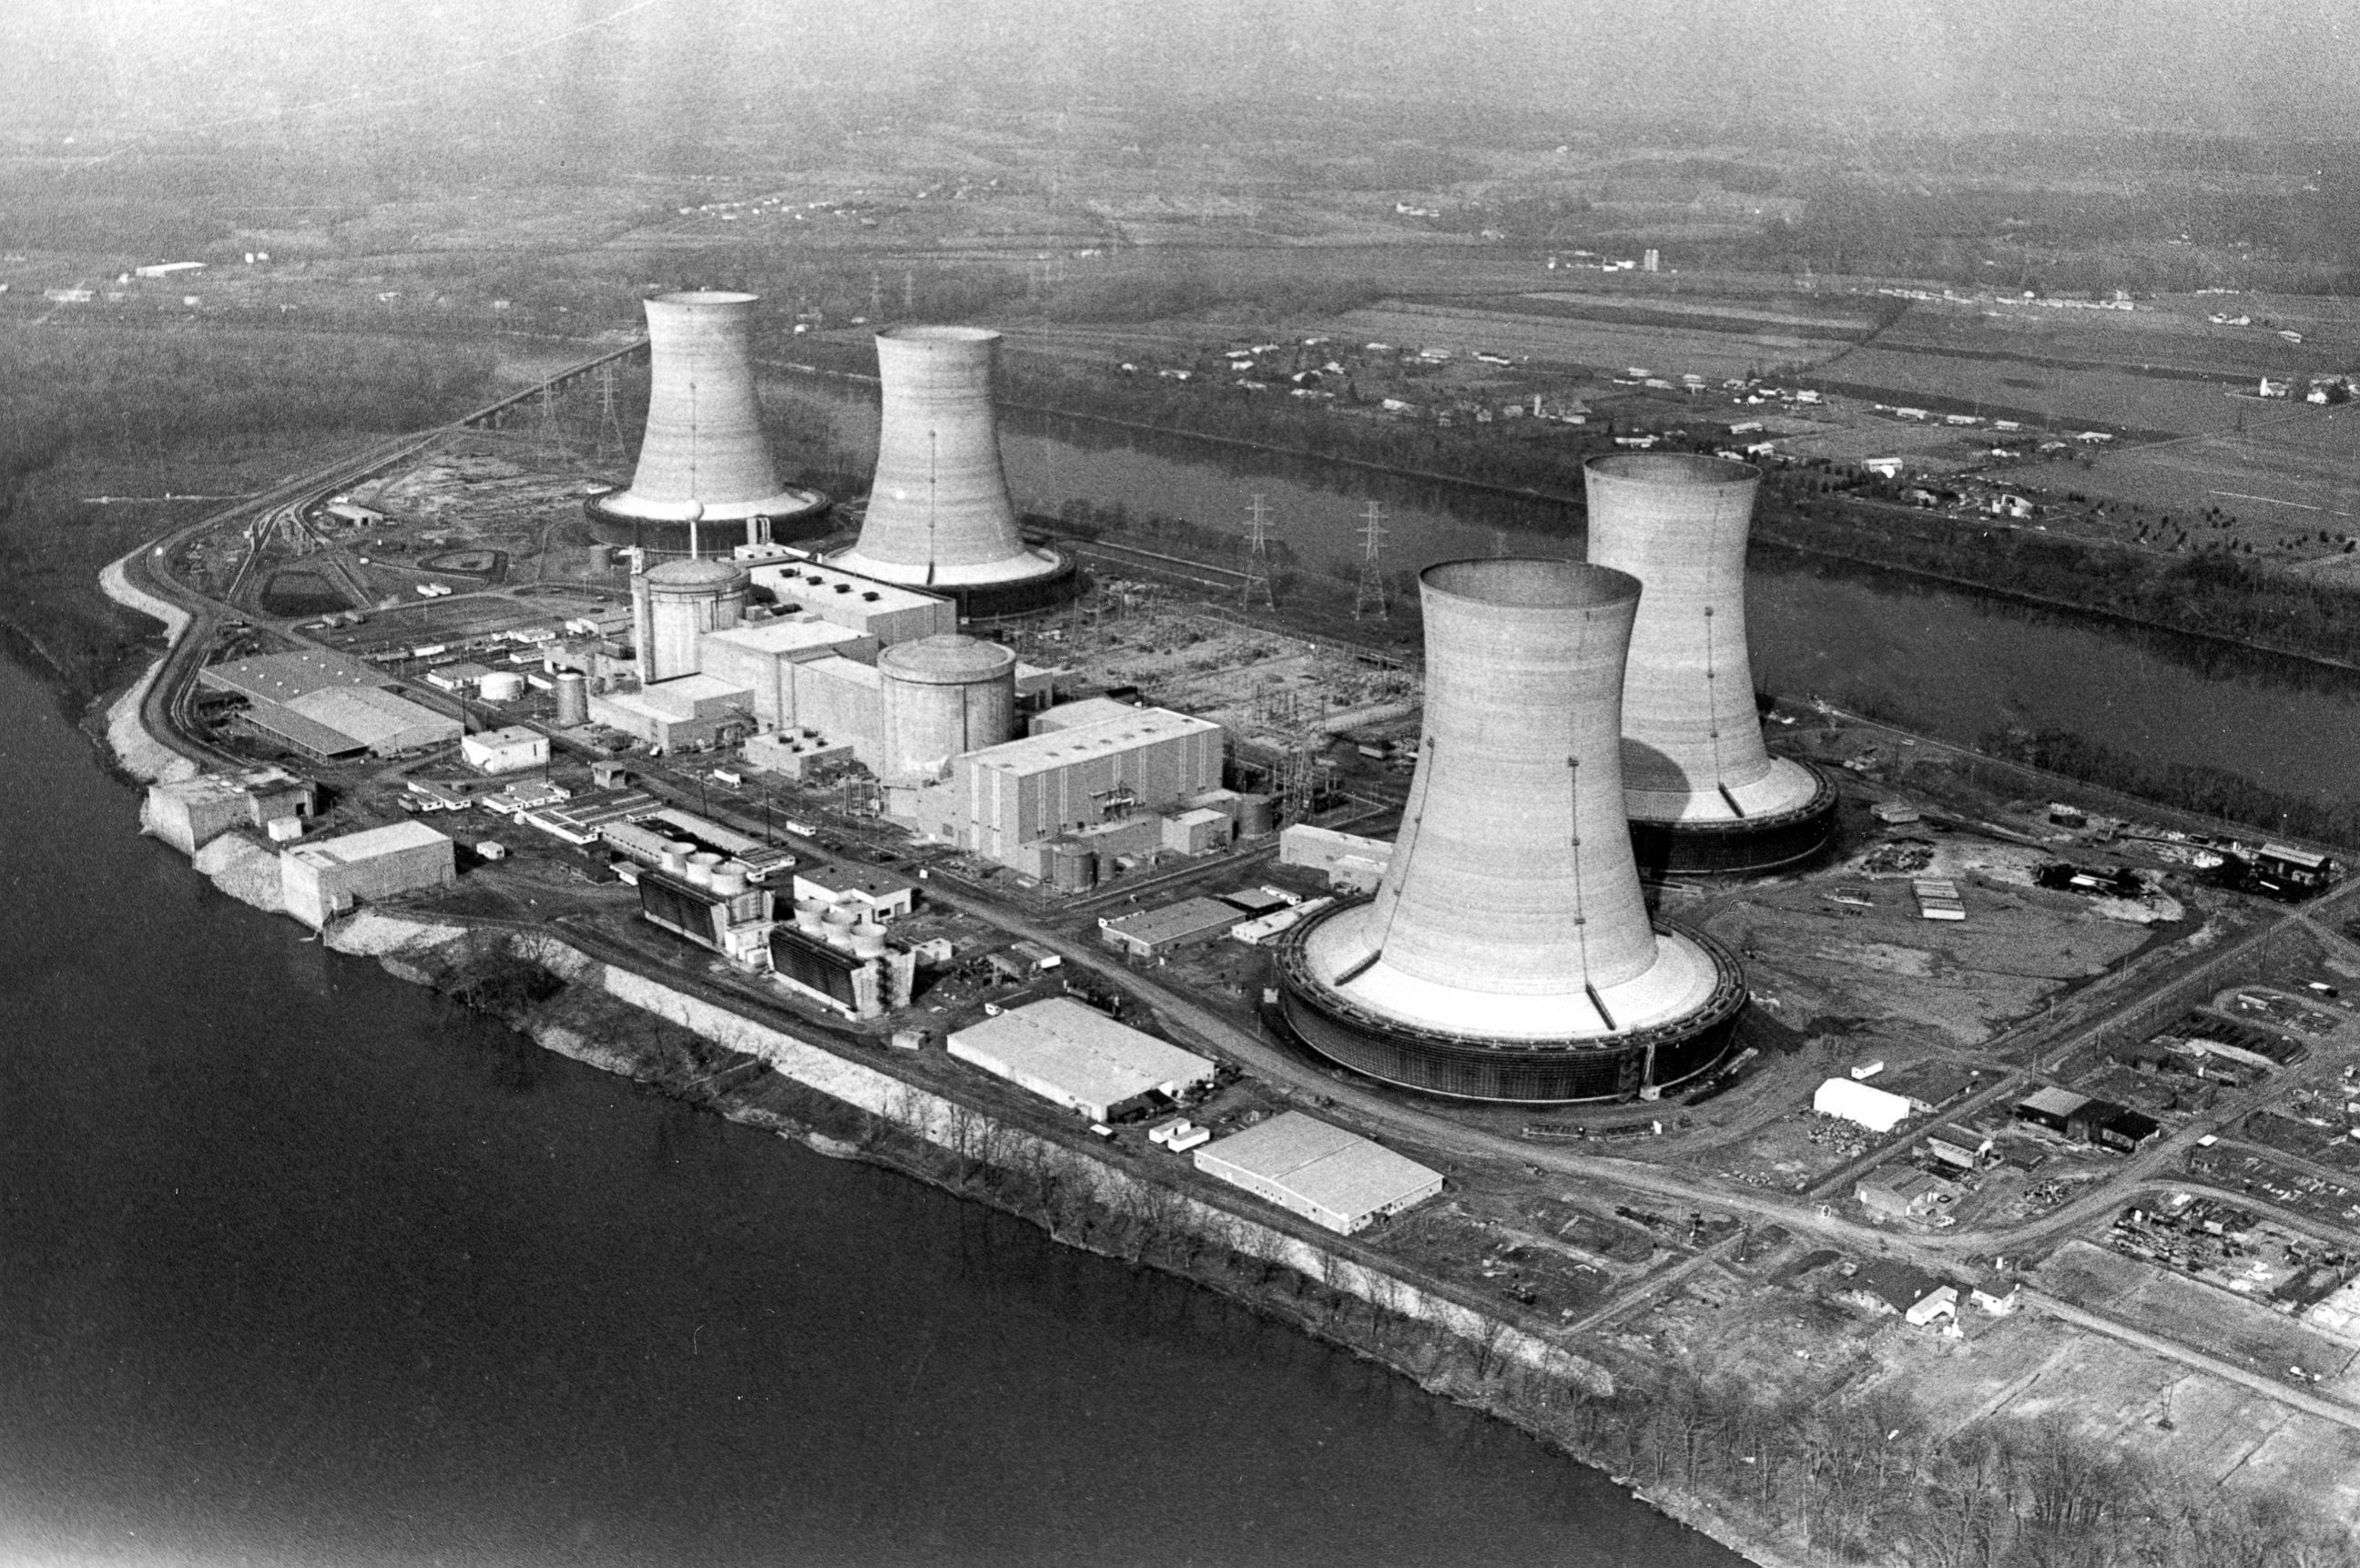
[948,998,1216,1122]
[1192,1112,1442,1235]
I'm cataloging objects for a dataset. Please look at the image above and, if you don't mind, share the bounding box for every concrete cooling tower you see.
[826,327,1074,617]
[588,291,829,552]
[1276,560,1746,1103]
[1584,454,1836,876]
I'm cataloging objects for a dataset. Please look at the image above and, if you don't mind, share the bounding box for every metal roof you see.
[2019,1086,2090,1118]
[1195,1113,1441,1225]
[200,648,389,703]
[949,999,1215,1113]
[970,708,1221,779]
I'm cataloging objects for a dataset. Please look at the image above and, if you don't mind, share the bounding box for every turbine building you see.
[1275,559,1745,1103]
[826,326,1074,617]
[1584,454,1836,876]
[588,290,829,552]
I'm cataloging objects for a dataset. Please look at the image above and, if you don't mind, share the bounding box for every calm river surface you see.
[784,376,2360,809]
[0,656,1736,1565]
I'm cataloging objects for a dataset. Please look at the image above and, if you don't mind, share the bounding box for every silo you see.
[826,327,1074,617]
[631,555,749,683]
[585,291,829,550]
[876,634,1017,783]
[1584,454,1836,875]
[1276,559,1745,1103]
[554,671,590,728]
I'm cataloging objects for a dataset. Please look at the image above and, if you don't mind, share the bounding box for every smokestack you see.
[826,326,1073,615]
[1583,454,1835,875]
[1277,559,1744,1102]
[587,291,826,549]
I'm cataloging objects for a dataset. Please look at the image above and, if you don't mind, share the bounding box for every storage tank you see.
[585,292,829,551]
[825,327,1073,617]
[478,671,526,702]
[1237,793,1277,839]
[554,671,590,728]
[630,555,750,683]
[1048,838,1097,893]
[1276,559,1745,1103]
[1583,454,1836,875]
[877,634,1018,783]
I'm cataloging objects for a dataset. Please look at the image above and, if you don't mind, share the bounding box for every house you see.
[1847,1259,1943,1317]
[1971,1276,2020,1316]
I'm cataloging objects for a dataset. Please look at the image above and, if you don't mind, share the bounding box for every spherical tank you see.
[589,291,829,538]
[1276,558,1746,1103]
[876,634,1017,784]
[639,555,749,683]
[1583,453,1835,873]
[827,327,1069,603]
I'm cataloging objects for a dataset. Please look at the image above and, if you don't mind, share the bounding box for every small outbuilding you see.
[1815,1076,1914,1134]
[462,725,550,775]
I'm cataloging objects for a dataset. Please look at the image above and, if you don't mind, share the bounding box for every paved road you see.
[2022,1288,2360,1432]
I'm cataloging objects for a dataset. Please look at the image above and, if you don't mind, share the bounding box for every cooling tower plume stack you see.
[1276,559,1745,1103]
[826,327,1075,618]
[587,291,828,552]
[1584,454,1837,876]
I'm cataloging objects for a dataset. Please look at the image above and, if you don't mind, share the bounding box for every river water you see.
[0,657,1735,1565]
[782,377,2360,809]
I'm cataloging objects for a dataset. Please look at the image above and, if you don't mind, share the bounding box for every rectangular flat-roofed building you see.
[588,676,753,753]
[698,615,880,730]
[738,551,956,647]
[2014,1086,2090,1135]
[280,820,455,929]
[1099,896,1244,959]
[955,708,1223,868]
[948,998,1216,1122]
[198,648,392,704]
[462,725,549,775]
[271,686,461,757]
[1194,1112,1443,1235]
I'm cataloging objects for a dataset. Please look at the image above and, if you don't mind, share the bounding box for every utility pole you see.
[1353,501,1390,620]
[1240,493,1277,610]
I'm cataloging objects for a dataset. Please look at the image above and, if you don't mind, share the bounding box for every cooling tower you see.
[587,291,829,551]
[826,327,1074,617]
[1584,454,1837,876]
[1276,559,1745,1103]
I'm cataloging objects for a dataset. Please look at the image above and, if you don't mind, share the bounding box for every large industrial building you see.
[825,327,1075,617]
[737,548,959,646]
[948,998,1217,1122]
[1583,454,1836,875]
[199,649,461,759]
[585,291,829,551]
[1276,559,1746,1103]
[280,820,457,930]
[1193,1112,1443,1235]
[144,769,316,854]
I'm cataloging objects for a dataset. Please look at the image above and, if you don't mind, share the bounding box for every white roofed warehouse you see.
[948,998,1216,1122]
[1814,1076,1914,1133]
[280,820,456,930]
[1193,1113,1443,1235]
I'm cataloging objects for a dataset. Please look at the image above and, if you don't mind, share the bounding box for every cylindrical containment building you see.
[876,634,1018,783]
[587,291,828,550]
[630,555,750,684]
[1584,454,1836,876]
[1277,559,1745,1102]
[827,327,1074,617]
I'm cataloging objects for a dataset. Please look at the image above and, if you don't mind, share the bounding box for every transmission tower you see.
[869,270,884,319]
[595,361,627,462]
[1240,493,1277,609]
[1352,501,1390,620]
[902,269,916,311]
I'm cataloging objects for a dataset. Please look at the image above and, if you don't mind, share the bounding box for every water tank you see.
[1237,793,1277,838]
[554,671,590,727]
[1048,838,1097,893]
[479,671,526,702]
[876,635,1018,783]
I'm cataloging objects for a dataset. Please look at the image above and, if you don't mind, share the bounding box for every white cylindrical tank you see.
[636,555,749,683]
[596,292,819,529]
[850,926,888,959]
[554,671,590,727]
[794,900,827,933]
[1582,454,1819,826]
[827,326,1065,591]
[479,671,526,702]
[685,851,723,887]
[876,634,1018,783]
[710,860,750,897]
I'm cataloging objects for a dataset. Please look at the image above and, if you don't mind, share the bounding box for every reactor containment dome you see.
[588,291,829,552]
[826,326,1074,618]
[1584,453,1836,876]
[1276,559,1746,1103]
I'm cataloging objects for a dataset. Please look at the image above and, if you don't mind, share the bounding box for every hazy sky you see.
[5,0,2356,145]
